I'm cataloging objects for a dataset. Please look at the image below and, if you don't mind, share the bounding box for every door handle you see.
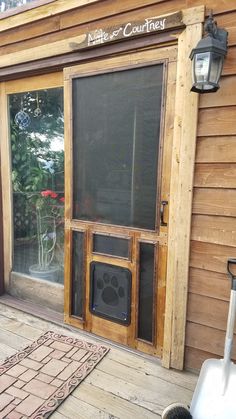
[160,201,168,226]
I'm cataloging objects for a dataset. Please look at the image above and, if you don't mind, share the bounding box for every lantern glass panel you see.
[209,52,223,84]
[194,52,211,83]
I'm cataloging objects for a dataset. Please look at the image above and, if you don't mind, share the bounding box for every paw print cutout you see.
[90,262,132,325]
[96,274,125,307]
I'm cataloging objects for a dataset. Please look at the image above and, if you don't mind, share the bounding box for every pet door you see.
[90,262,132,325]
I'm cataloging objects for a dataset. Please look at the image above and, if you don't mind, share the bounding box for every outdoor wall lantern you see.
[190,12,228,93]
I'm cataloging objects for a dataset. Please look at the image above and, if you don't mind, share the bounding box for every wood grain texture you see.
[186,321,236,359]
[76,11,184,51]
[195,136,236,163]
[4,72,63,94]
[64,45,178,80]
[0,31,178,82]
[9,273,64,313]
[193,188,236,217]
[187,293,232,332]
[217,11,236,28]
[0,0,202,56]
[190,241,236,274]
[198,106,236,137]
[0,1,183,53]
[185,346,221,371]
[189,267,230,301]
[0,0,100,32]
[0,16,61,48]
[191,214,236,247]
[187,0,236,14]
[0,4,200,56]
[163,19,203,370]
[222,46,236,76]
[199,76,236,108]
[0,34,86,68]
[60,0,186,31]
[194,163,236,188]
[218,27,236,47]
[72,381,160,419]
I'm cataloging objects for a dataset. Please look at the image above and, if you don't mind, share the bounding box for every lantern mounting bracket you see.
[204,12,228,47]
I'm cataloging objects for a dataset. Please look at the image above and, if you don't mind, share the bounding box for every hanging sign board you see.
[70,11,183,50]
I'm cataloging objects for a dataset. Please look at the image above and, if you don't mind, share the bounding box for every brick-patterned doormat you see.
[0,331,109,418]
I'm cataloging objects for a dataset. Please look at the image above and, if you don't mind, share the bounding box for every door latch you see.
[160,200,168,227]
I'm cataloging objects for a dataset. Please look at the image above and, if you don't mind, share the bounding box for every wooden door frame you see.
[63,5,205,369]
[63,47,176,358]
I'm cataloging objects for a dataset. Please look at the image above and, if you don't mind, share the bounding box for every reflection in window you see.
[10,88,64,283]
[0,0,34,12]
[73,65,163,230]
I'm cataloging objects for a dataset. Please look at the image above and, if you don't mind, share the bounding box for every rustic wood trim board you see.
[162,6,205,369]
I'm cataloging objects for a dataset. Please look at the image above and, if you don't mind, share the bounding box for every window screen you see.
[93,234,129,258]
[73,65,163,230]
[138,242,156,342]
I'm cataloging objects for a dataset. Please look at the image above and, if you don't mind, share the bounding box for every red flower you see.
[41,190,58,199]
[41,190,52,197]
[59,197,65,203]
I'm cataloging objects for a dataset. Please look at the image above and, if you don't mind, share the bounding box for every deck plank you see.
[73,381,160,418]
[50,412,68,419]
[57,394,116,419]
[0,302,197,418]
[0,314,43,340]
[0,328,30,350]
[83,368,191,415]
[107,348,197,390]
[0,342,16,361]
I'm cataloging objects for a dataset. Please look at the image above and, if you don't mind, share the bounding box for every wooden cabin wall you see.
[186,7,236,370]
[0,0,235,370]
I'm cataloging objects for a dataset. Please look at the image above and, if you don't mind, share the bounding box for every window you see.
[9,88,64,284]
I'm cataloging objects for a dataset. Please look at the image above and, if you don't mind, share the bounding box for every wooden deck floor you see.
[0,302,198,418]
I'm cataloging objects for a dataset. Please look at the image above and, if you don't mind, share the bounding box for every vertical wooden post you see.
[162,7,204,369]
[0,82,12,291]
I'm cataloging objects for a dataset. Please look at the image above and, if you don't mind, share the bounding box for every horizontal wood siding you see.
[193,189,236,216]
[0,0,235,371]
[186,3,236,370]
[195,137,236,163]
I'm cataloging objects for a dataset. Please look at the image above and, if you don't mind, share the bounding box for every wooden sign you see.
[70,11,183,51]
